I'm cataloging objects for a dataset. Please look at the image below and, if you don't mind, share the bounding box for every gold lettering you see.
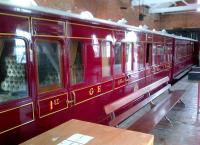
[118,79,124,85]
[89,88,94,96]
[53,98,59,105]
[50,101,53,110]
[97,85,101,93]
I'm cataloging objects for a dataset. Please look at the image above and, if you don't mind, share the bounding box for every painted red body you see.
[0,4,198,144]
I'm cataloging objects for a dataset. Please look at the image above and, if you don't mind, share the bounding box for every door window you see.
[125,43,133,71]
[69,40,84,84]
[114,42,122,74]
[102,41,111,77]
[36,39,62,93]
[0,38,28,103]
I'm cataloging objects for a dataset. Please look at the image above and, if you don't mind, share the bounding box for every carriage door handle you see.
[67,91,76,106]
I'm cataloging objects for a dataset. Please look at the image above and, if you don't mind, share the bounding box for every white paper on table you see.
[57,140,81,145]
[57,133,94,145]
[67,133,94,144]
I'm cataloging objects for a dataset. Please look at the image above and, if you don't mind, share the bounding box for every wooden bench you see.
[104,76,185,132]
[128,90,184,133]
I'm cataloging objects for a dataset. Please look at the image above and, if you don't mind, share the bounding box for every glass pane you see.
[134,43,144,71]
[36,40,62,91]
[114,42,122,74]
[152,44,156,65]
[102,41,111,77]
[126,43,132,71]
[69,40,84,84]
[0,38,28,103]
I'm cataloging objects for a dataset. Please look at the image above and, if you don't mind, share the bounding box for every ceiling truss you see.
[131,0,200,14]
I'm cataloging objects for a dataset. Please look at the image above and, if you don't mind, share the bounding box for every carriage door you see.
[32,18,68,121]
[112,30,126,93]
[0,13,34,136]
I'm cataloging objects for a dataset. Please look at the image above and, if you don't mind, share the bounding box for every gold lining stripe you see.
[32,34,65,38]
[38,93,68,102]
[114,85,126,90]
[72,67,171,106]
[0,12,30,34]
[0,33,17,36]
[72,79,112,92]
[153,68,171,75]
[0,102,34,134]
[132,69,145,74]
[177,54,193,59]
[38,93,68,118]
[30,17,34,35]
[128,77,146,85]
[114,76,125,80]
[67,36,107,40]
[39,107,68,119]
[68,22,124,32]
[75,89,113,106]
[31,17,65,37]
[0,120,34,135]
[174,60,192,65]
[0,12,29,19]
[0,102,33,114]
[32,17,65,23]
[28,17,31,33]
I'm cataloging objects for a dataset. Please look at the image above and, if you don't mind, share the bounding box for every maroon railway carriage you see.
[0,2,198,144]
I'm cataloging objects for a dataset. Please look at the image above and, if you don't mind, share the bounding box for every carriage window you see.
[114,42,122,74]
[69,40,84,84]
[0,38,28,103]
[146,43,152,64]
[102,41,111,77]
[152,44,156,65]
[126,43,132,71]
[134,43,144,71]
[36,40,62,92]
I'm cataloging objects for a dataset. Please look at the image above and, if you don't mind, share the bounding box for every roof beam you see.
[182,0,188,5]
[149,4,200,13]
[132,0,182,6]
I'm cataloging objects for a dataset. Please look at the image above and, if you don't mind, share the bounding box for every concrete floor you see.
[120,76,200,145]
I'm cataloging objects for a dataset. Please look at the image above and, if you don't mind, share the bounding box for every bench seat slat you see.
[109,84,171,126]
[104,77,170,115]
[128,90,185,133]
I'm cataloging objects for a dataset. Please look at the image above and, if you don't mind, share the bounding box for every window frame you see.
[133,42,145,71]
[145,43,152,66]
[0,36,30,104]
[34,38,64,94]
[101,40,112,79]
[113,41,123,75]
[68,38,86,87]
[125,42,133,72]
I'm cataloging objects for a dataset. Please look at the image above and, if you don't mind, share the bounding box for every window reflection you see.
[102,41,111,77]
[69,40,84,84]
[0,38,28,103]
[36,40,62,92]
[114,42,122,74]
[126,43,132,71]
[134,43,144,70]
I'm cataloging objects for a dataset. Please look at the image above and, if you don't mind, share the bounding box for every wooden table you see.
[20,119,154,145]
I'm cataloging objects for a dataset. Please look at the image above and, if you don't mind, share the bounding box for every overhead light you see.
[198,0,200,11]
[80,11,94,19]
[7,0,37,7]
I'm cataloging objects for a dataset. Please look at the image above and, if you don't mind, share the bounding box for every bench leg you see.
[164,116,173,126]
[150,101,156,108]
[110,112,116,120]
[168,89,172,93]
[177,100,185,107]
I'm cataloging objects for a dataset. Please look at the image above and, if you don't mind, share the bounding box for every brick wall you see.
[35,0,200,30]
[35,0,159,29]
